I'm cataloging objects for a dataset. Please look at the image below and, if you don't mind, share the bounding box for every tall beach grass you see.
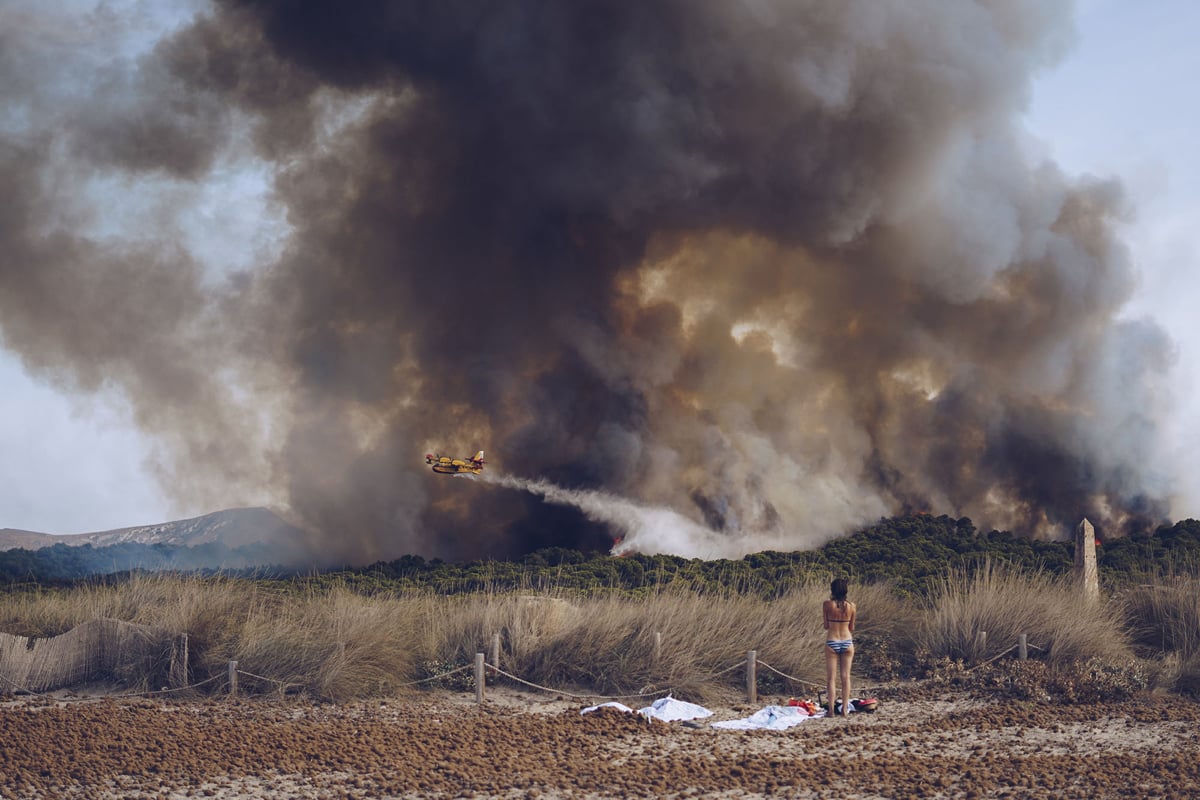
[0,565,1187,701]
[1119,569,1200,694]
[915,560,1133,667]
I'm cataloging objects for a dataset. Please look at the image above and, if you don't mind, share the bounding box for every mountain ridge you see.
[0,507,303,553]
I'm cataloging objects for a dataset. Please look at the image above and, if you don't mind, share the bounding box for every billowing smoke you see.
[481,473,738,560]
[0,1,1177,563]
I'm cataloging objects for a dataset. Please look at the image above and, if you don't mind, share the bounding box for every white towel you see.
[711,705,824,730]
[581,695,715,723]
[637,696,714,722]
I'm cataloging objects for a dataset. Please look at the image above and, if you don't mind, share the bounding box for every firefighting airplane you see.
[425,450,486,475]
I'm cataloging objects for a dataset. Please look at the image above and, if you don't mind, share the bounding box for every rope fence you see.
[472,647,888,707]
[2,624,1042,707]
[462,629,1043,707]
[0,668,224,703]
[754,659,826,689]
[486,663,675,701]
[953,630,1046,674]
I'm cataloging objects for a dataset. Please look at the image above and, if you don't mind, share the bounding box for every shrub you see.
[1046,657,1150,703]
[914,560,1133,668]
[913,656,1149,704]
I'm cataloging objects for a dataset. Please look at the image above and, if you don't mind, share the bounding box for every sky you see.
[1,0,1198,537]
[1024,0,1200,518]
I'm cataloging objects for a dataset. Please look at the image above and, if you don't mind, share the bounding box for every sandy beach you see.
[2,685,1198,799]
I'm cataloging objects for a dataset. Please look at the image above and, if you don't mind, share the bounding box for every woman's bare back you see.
[823,599,856,641]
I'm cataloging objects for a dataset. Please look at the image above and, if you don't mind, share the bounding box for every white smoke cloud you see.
[480,472,756,559]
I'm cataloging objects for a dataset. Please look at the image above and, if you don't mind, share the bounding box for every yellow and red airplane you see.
[425,450,486,475]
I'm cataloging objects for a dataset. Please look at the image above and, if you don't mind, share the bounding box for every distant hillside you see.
[0,507,304,553]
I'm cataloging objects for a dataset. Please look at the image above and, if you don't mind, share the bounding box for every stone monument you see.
[1074,517,1099,604]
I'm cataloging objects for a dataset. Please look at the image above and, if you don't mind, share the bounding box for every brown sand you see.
[1,687,1198,799]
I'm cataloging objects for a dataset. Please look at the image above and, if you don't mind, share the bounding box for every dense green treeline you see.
[319,515,1070,597]
[4,514,1200,594]
[328,514,1195,597]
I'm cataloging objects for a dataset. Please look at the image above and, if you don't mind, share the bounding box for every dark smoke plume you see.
[0,1,1177,562]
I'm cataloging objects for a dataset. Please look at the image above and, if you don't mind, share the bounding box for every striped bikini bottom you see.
[826,639,853,654]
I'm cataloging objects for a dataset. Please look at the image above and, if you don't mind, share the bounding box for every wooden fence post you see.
[228,660,238,698]
[746,650,757,705]
[170,633,189,689]
[491,633,501,679]
[475,653,486,705]
[653,632,662,665]
[1018,634,1028,660]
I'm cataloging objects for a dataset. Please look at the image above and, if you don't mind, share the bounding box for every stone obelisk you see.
[1074,518,1099,604]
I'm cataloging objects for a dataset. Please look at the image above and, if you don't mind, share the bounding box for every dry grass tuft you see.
[1119,571,1200,694]
[915,560,1132,667]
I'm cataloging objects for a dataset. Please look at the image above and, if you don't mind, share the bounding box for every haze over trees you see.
[3,514,1199,594]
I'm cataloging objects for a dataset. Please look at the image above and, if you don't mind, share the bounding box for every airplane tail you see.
[472,451,485,463]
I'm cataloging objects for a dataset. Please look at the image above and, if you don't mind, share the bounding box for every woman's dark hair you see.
[830,578,849,603]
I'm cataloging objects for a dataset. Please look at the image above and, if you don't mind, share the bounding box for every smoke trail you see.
[0,1,1180,562]
[479,472,752,560]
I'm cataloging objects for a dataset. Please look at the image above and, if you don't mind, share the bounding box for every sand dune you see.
[1,688,1197,798]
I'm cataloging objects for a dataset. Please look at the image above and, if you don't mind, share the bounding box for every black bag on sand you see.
[826,698,879,714]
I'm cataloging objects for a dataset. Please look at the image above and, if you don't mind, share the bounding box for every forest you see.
[3,513,1198,595]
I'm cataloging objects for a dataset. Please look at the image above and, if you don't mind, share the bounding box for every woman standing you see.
[823,578,856,716]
